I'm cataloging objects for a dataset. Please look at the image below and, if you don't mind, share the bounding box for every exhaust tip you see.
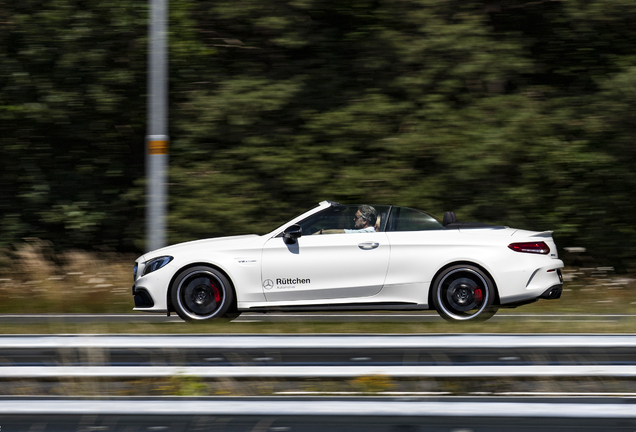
[540,284,563,300]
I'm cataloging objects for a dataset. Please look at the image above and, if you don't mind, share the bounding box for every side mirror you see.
[283,224,302,244]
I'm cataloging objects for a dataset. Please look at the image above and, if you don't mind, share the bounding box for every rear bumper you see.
[540,284,563,300]
[498,261,564,306]
[539,268,563,299]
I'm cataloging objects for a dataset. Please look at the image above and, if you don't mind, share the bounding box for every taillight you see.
[508,242,550,255]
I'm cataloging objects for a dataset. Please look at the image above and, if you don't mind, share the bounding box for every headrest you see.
[442,211,457,226]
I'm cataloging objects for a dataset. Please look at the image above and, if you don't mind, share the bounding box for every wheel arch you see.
[166,262,237,314]
[427,260,501,309]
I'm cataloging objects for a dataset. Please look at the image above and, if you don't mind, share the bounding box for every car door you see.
[381,206,452,302]
[261,231,390,302]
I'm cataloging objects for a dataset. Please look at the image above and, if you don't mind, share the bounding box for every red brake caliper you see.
[211,284,221,303]
[474,287,483,303]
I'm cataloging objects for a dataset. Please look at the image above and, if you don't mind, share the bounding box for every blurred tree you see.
[169,0,636,270]
[2,0,636,270]
[485,0,636,269]
[0,0,148,250]
[169,0,531,237]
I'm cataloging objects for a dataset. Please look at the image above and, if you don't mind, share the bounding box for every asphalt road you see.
[0,312,632,324]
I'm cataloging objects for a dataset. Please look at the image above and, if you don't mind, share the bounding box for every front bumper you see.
[132,285,155,308]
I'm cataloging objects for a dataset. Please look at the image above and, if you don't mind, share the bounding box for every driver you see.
[315,205,378,234]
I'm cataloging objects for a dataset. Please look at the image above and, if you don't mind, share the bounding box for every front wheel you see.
[170,266,234,321]
[432,265,498,322]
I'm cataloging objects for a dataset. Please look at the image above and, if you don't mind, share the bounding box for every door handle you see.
[358,242,380,250]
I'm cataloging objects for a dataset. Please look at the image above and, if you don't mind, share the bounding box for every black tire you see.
[432,264,498,322]
[223,311,242,320]
[170,266,234,322]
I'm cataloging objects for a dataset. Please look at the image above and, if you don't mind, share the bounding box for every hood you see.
[138,234,260,262]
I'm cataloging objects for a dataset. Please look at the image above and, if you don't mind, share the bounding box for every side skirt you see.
[242,302,428,313]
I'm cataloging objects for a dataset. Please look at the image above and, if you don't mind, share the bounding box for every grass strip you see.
[1,316,636,335]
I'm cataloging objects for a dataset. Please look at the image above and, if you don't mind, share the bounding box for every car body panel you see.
[382,229,503,306]
[132,201,564,321]
[134,234,268,310]
[261,231,390,302]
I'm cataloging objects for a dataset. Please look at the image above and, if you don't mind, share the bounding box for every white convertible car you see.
[132,201,564,322]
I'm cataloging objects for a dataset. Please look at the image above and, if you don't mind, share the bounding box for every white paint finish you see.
[262,232,390,301]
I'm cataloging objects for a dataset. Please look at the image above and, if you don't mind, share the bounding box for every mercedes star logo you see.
[262,279,274,290]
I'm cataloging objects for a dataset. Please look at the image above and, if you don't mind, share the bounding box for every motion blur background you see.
[1,0,635,270]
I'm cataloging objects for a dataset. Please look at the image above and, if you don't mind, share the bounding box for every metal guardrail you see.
[1,365,636,378]
[0,398,635,418]
[1,396,636,432]
[2,336,636,430]
[1,333,636,348]
[0,334,635,379]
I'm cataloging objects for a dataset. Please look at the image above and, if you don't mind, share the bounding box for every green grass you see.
[1,314,636,335]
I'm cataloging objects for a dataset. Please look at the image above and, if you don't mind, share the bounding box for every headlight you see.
[142,256,173,276]
[133,263,138,281]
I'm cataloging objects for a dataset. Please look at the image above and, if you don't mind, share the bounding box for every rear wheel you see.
[170,266,234,321]
[432,265,498,322]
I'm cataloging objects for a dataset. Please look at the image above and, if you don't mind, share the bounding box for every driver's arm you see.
[312,229,345,235]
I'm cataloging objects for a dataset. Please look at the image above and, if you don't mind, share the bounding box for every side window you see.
[295,204,392,234]
[388,207,444,232]
[296,207,355,235]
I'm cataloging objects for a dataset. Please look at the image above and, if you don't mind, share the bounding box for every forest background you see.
[1,0,635,273]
